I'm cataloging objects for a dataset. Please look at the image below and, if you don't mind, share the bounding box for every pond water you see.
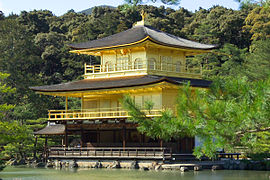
[0,167,270,180]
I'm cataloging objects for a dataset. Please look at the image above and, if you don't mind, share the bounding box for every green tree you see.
[18,10,54,34]
[178,78,270,158]
[121,96,183,141]
[184,6,251,48]
[198,44,247,79]
[124,0,180,6]
[0,72,15,170]
[245,39,270,80]
[244,6,270,41]
[122,77,270,158]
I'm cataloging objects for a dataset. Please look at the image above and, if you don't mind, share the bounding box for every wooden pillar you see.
[62,136,64,146]
[122,125,126,149]
[97,128,100,146]
[139,133,143,144]
[65,96,68,112]
[113,131,116,143]
[80,125,84,147]
[44,136,48,163]
[177,139,181,153]
[160,139,163,148]
[33,136,38,159]
[64,124,68,147]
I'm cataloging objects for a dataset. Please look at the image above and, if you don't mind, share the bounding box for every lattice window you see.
[134,58,143,69]
[161,56,172,71]
[176,61,182,72]
[104,61,111,72]
[149,58,156,70]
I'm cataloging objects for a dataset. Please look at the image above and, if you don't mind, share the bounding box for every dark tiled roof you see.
[68,25,216,50]
[34,124,65,135]
[30,75,211,93]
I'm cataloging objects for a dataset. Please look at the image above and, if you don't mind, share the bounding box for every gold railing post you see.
[65,96,68,119]
[48,110,51,120]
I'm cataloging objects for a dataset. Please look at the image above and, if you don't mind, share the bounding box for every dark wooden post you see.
[33,136,38,160]
[44,136,48,163]
[160,139,163,148]
[80,125,84,147]
[97,128,100,147]
[122,125,126,149]
[113,131,116,143]
[64,124,68,147]
[177,139,180,153]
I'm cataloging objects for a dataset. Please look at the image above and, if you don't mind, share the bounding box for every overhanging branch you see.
[236,126,270,135]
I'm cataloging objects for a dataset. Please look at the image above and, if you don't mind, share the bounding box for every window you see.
[134,95,143,107]
[176,61,181,72]
[161,56,172,71]
[134,58,143,69]
[149,58,156,70]
[104,62,111,72]
[84,100,97,109]
[117,55,129,70]
[152,94,161,109]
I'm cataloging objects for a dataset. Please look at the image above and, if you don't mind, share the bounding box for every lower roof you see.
[34,124,65,135]
[29,75,211,93]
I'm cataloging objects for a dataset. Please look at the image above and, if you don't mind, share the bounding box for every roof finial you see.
[133,10,147,27]
[141,10,146,23]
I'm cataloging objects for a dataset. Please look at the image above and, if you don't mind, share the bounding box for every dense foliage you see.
[0,1,270,164]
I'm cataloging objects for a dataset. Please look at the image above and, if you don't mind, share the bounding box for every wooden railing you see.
[48,108,163,121]
[84,62,202,77]
[85,62,147,74]
[48,147,172,160]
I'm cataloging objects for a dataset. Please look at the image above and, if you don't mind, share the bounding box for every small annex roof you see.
[34,124,65,135]
[68,25,216,51]
[30,75,211,93]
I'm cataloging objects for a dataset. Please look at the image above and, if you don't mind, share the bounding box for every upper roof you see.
[30,75,211,93]
[68,25,216,51]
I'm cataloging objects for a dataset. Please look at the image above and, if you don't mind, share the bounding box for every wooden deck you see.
[48,147,172,160]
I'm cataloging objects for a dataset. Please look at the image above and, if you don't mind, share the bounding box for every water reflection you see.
[0,167,270,180]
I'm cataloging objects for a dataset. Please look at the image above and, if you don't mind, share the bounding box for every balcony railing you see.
[85,62,147,74]
[48,147,172,160]
[84,61,202,78]
[48,107,163,121]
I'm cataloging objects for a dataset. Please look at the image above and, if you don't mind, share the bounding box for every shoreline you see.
[6,159,270,172]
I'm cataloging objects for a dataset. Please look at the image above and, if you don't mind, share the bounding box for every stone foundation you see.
[51,159,162,170]
[42,159,270,171]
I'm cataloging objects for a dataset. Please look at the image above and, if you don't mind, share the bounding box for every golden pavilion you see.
[31,16,215,160]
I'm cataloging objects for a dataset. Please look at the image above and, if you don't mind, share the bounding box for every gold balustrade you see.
[48,108,163,121]
[84,62,202,78]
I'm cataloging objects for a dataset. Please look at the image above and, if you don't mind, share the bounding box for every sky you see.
[0,0,240,16]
